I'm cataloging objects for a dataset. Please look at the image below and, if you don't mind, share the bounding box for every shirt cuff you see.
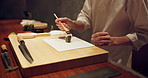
[126,33,146,51]
[126,33,138,42]
[126,33,138,50]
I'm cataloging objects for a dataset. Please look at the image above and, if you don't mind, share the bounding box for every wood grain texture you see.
[9,34,108,77]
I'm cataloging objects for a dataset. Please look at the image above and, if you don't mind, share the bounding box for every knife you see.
[1,44,11,68]
[1,44,18,72]
[17,36,34,63]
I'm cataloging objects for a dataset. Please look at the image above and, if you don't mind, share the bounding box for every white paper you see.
[43,37,94,51]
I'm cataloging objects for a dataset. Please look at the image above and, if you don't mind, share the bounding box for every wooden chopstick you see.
[54,13,69,32]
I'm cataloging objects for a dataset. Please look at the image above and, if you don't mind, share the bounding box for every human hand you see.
[91,32,112,46]
[91,32,133,46]
[55,17,75,31]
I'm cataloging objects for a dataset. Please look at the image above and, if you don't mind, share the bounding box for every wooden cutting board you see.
[9,35,108,77]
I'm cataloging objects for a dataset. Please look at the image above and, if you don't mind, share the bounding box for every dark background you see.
[0,0,85,29]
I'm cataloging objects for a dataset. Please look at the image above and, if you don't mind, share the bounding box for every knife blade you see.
[17,36,34,63]
[18,45,33,63]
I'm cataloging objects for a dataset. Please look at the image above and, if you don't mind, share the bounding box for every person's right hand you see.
[55,17,75,31]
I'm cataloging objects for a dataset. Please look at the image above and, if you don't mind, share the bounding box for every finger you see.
[56,24,65,30]
[63,23,71,30]
[99,36,111,40]
[55,18,60,23]
[56,23,67,28]
[56,23,62,26]
[91,36,111,43]
[92,32,100,38]
[94,41,110,46]
[98,40,112,44]
[56,24,63,29]
[99,43,106,46]
[55,18,69,23]
[58,27,65,31]
[92,32,109,38]
[92,39,110,45]
[99,42,110,46]
[93,41,108,46]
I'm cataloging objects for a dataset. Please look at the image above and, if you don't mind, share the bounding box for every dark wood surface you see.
[0,19,144,78]
[0,19,23,78]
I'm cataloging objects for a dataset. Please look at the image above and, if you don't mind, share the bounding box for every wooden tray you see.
[9,35,108,77]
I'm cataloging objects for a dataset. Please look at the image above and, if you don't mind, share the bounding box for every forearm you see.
[111,36,133,46]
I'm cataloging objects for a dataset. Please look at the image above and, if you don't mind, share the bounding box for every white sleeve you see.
[127,0,148,51]
[77,0,92,31]
[126,33,138,50]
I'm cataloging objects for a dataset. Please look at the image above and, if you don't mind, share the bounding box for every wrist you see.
[111,36,132,46]
[72,21,84,32]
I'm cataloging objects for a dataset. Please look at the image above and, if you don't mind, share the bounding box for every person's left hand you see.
[91,32,133,46]
[91,32,113,46]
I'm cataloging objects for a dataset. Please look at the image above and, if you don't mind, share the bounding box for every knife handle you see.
[17,36,25,44]
[1,44,8,53]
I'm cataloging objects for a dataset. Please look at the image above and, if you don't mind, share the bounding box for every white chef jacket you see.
[77,0,148,67]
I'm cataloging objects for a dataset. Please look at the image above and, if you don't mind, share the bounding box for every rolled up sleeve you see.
[77,0,92,31]
[127,0,148,51]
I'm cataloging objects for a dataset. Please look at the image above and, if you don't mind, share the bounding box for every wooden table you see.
[0,19,145,78]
